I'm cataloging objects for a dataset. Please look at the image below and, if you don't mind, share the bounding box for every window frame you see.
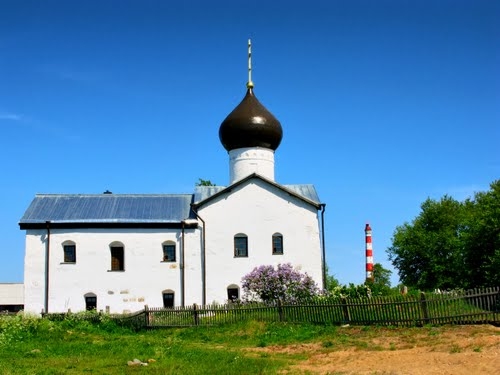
[62,241,76,263]
[110,243,125,271]
[272,233,284,255]
[234,233,248,258]
[162,241,176,262]
[162,290,175,308]
[227,284,239,302]
[84,293,97,311]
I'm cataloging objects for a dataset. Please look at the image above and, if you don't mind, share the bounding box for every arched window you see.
[234,233,248,257]
[162,289,175,308]
[84,292,97,311]
[109,241,124,271]
[62,240,76,263]
[162,241,176,262]
[272,233,283,255]
[227,284,239,302]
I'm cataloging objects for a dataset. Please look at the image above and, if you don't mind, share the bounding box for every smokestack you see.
[365,223,374,282]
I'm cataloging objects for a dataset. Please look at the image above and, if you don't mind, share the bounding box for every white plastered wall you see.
[229,147,275,183]
[23,227,202,314]
[22,181,322,312]
[198,177,323,304]
[0,283,24,306]
[24,230,46,314]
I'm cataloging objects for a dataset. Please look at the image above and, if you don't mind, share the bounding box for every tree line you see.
[387,180,500,290]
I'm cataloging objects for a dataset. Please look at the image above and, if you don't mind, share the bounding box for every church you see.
[19,42,326,314]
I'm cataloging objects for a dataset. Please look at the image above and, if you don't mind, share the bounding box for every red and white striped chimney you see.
[365,223,374,282]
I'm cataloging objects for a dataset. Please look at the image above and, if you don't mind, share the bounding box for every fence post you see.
[419,292,429,325]
[193,304,199,326]
[277,300,283,322]
[495,287,500,320]
[144,305,150,328]
[341,297,351,324]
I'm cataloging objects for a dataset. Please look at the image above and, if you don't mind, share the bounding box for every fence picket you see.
[40,287,500,329]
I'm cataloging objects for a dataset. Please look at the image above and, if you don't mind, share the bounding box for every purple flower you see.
[241,263,319,304]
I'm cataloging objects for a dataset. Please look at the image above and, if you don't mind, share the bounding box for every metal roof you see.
[20,179,321,229]
[283,184,321,204]
[193,186,227,203]
[19,194,196,227]
[193,174,321,207]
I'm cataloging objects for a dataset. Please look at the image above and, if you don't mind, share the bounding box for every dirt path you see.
[292,344,500,374]
[254,325,500,374]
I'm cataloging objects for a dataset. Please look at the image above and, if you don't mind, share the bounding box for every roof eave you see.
[192,173,322,209]
[19,221,199,230]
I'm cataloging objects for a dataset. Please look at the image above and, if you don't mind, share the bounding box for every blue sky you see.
[1,0,498,286]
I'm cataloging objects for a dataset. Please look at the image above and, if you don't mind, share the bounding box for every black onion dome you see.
[219,88,283,151]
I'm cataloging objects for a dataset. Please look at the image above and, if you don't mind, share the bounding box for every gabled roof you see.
[19,176,322,230]
[193,186,227,203]
[193,173,322,209]
[19,194,197,229]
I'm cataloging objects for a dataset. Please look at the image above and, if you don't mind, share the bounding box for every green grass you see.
[0,318,285,374]
[1,313,498,374]
[1,315,336,374]
[0,315,341,374]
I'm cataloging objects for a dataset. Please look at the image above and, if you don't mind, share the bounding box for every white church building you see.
[19,44,326,314]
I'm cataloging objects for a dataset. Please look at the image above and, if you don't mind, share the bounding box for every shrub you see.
[241,263,319,304]
[42,310,128,333]
[326,283,372,299]
[0,314,55,345]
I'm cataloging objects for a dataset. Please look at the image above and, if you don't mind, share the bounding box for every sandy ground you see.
[253,325,500,375]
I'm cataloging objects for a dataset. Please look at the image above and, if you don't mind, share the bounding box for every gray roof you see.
[193,174,321,208]
[283,184,320,204]
[19,177,322,229]
[19,194,196,228]
[194,186,227,203]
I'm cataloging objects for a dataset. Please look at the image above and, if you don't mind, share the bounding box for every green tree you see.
[462,180,500,287]
[324,265,341,292]
[387,196,467,290]
[196,178,216,186]
[366,263,392,296]
[387,180,500,290]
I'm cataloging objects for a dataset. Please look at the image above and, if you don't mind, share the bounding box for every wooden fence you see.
[112,287,500,329]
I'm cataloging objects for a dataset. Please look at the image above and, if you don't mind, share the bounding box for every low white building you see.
[19,50,326,314]
[0,283,24,312]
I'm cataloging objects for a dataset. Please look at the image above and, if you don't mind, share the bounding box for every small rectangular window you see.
[234,236,248,257]
[163,293,174,308]
[64,245,76,263]
[163,244,176,262]
[111,247,124,271]
[85,296,97,311]
[272,235,283,255]
[227,288,239,302]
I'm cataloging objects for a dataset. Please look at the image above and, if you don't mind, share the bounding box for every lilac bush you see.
[241,263,319,304]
